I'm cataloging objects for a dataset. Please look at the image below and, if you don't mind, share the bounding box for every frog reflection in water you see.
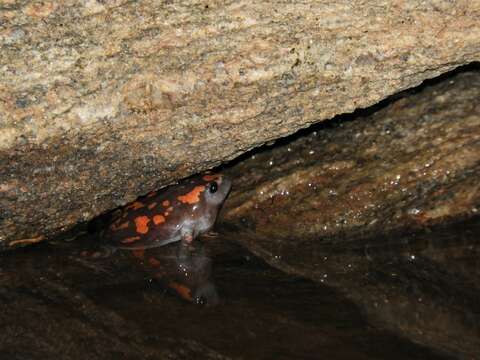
[130,241,219,305]
[102,172,231,304]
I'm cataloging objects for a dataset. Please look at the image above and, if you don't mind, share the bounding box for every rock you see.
[220,70,480,357]
[1,1,479,247]
[222,70,480,241]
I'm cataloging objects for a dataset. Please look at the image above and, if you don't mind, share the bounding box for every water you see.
[2,219,474,359]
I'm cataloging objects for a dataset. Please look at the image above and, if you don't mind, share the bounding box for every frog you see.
[103,172,231,250]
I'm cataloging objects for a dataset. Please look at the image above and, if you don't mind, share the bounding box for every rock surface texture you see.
[220,70,480,357]
[1,1,479,247]
[223,70,480,242]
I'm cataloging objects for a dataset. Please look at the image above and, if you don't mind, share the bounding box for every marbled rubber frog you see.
[103,173,231,250]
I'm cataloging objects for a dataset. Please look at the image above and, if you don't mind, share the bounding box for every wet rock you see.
[218,220,480,358]
[223,70,480,241]
[1,1,479,247]
[220,70,480,357]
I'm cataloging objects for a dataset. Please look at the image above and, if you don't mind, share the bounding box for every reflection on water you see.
[127,241,219,305]
[0,219,478,358]
[218,217,480,358]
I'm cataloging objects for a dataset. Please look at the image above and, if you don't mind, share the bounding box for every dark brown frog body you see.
[103,173,231,250]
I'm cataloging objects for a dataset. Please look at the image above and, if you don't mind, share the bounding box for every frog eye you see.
[208,182,218,194]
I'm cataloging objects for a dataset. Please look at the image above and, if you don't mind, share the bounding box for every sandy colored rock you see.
[1,0,480,246]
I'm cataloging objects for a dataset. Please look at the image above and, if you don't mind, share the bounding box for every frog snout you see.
[219,175,232,195]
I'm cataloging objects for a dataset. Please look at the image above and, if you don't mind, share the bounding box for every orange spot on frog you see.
[202,174,218,181]
[126,201,145,210]
[177,185,205,204]
[153,214,165,225]
[162,200,170,207]
[134,216,150,234]
[164,206,174,217]
[148,202,157,210]
[121,236,141,244]
[110,221,129,231]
